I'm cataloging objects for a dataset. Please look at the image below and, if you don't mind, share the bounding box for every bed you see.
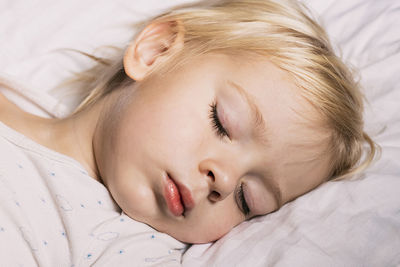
[0,0,399,266]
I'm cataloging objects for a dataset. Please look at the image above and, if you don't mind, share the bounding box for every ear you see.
[123,21,184,81]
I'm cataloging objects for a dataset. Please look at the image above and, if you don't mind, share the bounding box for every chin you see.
[165,229,224,244]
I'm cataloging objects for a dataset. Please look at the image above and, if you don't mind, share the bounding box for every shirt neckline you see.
[0,120,92,177]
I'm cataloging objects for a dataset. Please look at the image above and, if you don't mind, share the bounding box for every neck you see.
[55,104,103,180]
[0,91,110,182]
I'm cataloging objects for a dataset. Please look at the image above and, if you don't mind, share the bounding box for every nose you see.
[198,159,239,202]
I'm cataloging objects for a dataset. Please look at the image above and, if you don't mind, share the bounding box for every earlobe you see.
[123,21,184,81]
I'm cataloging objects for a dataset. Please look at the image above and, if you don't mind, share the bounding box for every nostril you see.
[209,190,220,201]
[207,171,215,181]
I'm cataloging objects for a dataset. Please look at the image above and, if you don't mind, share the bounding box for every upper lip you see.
[168,172,195,214]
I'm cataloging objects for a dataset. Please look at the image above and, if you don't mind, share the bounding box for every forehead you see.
[220,54,331,202]
[181,52,329,156]
[224,53,324,141]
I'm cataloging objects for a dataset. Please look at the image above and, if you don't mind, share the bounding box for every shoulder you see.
[0,91,7,106]
[0,92,10,119]
[0,92,29,132]
[0,91,15,109]
[0,92,16,122]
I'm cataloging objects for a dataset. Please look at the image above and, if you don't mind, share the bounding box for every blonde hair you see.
[61,0,378,181]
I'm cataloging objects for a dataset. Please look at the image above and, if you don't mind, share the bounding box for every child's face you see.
[95,53,331,243]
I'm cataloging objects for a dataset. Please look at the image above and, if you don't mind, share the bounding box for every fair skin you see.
[0,21,331,243]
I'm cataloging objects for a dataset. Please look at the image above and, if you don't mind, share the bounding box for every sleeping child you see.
[0,0,377,265]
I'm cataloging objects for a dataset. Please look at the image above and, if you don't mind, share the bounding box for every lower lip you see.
[164,175,184,216]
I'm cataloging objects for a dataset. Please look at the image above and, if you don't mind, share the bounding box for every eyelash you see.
[238,183,250,216]
[209,102,229,139]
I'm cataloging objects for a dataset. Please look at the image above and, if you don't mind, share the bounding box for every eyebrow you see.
[265,173,283,209]
[227,80,283,209]
[227,80,268,145]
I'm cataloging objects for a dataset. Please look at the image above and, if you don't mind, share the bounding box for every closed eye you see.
[237,183,250,216]
[209,102,230,139]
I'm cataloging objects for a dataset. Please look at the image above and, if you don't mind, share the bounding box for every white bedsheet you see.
[1,0,399,266]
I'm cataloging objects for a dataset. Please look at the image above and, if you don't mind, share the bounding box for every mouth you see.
[163,172,194,217]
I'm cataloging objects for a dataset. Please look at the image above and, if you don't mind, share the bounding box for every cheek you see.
[108,172,157,218]
[125,100,200,148]
[94,103,161,218]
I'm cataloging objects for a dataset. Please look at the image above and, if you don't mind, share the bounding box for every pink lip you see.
[175,179,195,212]
[163,173,195,217]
